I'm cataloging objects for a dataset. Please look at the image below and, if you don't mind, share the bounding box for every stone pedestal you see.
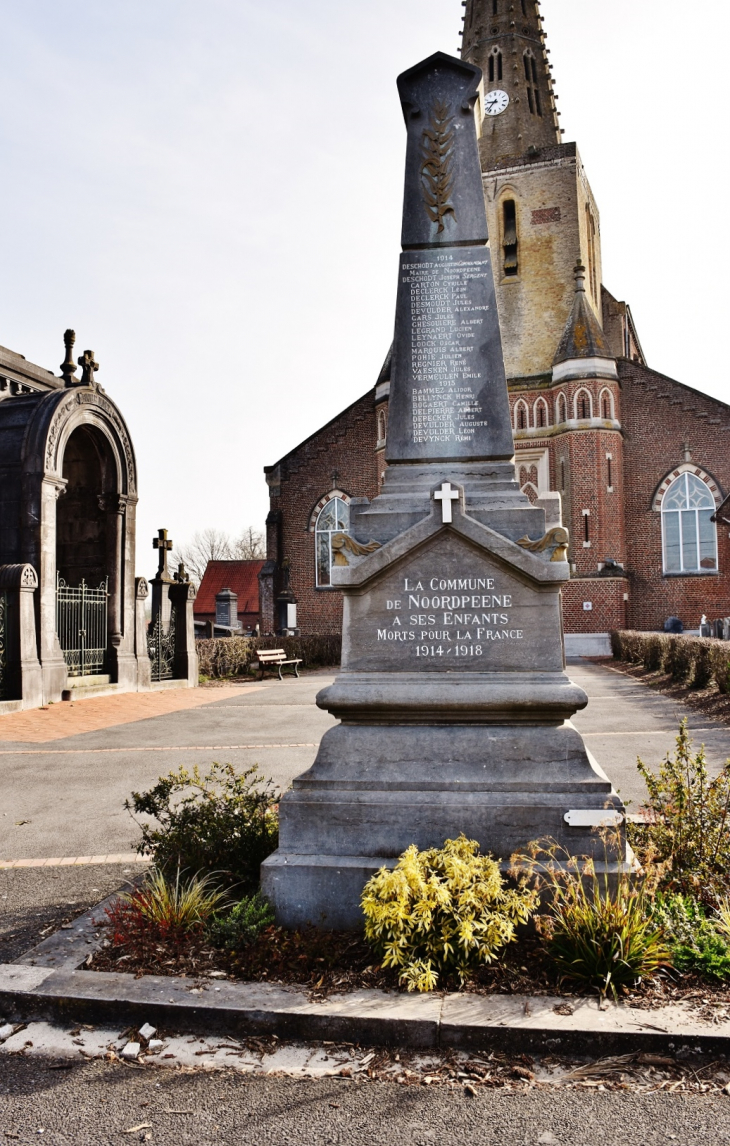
[262,494,624,928]
[170,580,198,687]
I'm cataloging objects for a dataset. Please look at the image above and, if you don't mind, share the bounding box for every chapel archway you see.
[56,425,115,587]
[55,424,120,677]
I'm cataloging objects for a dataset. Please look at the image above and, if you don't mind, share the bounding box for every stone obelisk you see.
[262,53,626,928]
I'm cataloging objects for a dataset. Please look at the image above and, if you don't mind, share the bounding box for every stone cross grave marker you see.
[153,528,173,581]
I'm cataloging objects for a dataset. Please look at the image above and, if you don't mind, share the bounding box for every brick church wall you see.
[620,361,730,631]
[562,577,628,634]
[264,391,380,634]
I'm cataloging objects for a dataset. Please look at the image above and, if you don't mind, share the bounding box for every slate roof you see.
[195,560,264,616]
[553,263,614,365]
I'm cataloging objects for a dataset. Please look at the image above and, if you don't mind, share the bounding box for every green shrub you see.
[664,635,694,681]
[629,720,730,904]
[652,893,730,981]
[611,630,730,692]
[126,763,279,893]
[361,835,537,992]
[513,838,671,999]
[712,645,730,695]
[207,891,275,951]
[195,634,341,679]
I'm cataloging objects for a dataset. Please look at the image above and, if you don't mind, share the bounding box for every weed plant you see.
[361,835,537,992]
[126,763,279,892]
[629,721,730,905]
[512,836,671,999]
[652,892,730,981]
[208,892,275,951]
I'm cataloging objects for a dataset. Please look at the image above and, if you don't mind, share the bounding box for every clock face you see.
[484,89,509,117]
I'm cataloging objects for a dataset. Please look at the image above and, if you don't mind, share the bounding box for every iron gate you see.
[56,576,109,677]
[0,591,8,700]
[148,604,176,681]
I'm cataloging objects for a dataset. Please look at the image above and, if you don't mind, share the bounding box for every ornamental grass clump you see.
[104,869,228,959]
[512,837,671,999]
[629,720,730,905]
[361,835,537,993]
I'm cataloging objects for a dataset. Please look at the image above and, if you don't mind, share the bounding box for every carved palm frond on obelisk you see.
[420,100,456,233]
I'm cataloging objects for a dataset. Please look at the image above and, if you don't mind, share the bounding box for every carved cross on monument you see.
[434,482,459,523]
[153,528,173,579]
[79,350,99,388]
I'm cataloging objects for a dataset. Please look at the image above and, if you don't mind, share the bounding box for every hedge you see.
[610,630,730,694]
[196,634,341,679]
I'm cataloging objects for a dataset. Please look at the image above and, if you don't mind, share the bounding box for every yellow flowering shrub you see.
[361,835,538,992]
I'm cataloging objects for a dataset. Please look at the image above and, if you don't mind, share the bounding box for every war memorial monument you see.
[262,52,626,927]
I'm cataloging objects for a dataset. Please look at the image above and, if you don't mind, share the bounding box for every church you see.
[261,0,730,650]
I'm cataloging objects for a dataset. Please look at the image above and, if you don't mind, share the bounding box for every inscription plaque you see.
[387,250,514,464]
[342,533,564,675]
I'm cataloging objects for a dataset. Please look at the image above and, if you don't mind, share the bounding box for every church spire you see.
[461,0,561,161]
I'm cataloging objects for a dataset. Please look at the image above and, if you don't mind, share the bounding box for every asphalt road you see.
[2,1058,730,1146]
[3,660,730,863]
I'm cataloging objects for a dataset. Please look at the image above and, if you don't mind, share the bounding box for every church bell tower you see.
[461,0,561,162]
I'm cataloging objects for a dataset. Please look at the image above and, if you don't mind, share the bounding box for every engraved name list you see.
[400,247,493,446]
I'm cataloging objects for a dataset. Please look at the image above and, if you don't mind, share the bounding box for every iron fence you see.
[56,576,108,677]
[148,605,176,681]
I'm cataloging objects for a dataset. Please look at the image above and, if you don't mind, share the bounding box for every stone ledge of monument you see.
[3,890,726,1056]
[331,513,568,591]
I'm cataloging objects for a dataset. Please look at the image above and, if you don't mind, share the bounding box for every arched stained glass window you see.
[661,473,718,574]
[315,497,350,587]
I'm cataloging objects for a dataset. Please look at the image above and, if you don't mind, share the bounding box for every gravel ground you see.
[2,1056,730,1145]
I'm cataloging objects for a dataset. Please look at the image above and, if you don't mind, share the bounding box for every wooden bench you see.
[256,648,302,681]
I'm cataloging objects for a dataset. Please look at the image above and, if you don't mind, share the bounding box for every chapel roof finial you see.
[60,329,78,387]
[573,260,587,292]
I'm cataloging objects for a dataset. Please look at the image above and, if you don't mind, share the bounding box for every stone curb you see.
[2,896,729,1056]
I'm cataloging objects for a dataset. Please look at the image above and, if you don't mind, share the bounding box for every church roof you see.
[553,262,613,365]
[195,560,264,617]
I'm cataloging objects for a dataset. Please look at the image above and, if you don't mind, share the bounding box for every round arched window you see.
[661,473,718,574]
[315,497,350,587]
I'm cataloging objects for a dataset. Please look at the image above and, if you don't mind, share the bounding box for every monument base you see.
[262,716,627,929]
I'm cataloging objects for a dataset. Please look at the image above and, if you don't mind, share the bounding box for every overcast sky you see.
[0,0,727,570]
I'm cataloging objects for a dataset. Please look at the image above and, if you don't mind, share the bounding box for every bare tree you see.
[231,526,265,560]
[172,528,233,584]
[172,526,265,583]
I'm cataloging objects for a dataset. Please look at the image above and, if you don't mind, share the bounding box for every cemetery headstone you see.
[261,53,627,928]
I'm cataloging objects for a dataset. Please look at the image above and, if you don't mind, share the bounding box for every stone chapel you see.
[261,0,730,650]
[0,332,197,711]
